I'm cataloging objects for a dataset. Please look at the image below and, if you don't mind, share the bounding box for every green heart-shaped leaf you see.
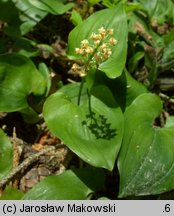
[23,168,105,200]
[28,0,73,15]
[67,4,127,78]
[135,0,174,24]
[0,186,24,200]
[118,93,174,197]
[43,85,123,170]
[12,0,47,35]
[0,53,46,112]
[0,129,13,181]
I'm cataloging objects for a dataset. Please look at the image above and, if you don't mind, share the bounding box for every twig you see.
[11,127,22,188]
[67,78,77,83]
[0,144,65,189]
[158,93,174,104]
[56,150,74,175]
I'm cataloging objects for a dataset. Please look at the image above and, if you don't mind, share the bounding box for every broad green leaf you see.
[23,168,105,200]
[14,37,39,57]
[165,116,174,128]
[90,70,148,111]
[0,53,46,112]
[128,51,144,73]
[134,0,174,24]
[0,129,13,181]
[125,2,143,13]
[88,0,101,5]
[162,41,174,63]
[128,12,164,47]
[125,71,148,107]
[0,0,21,36]
[0,36,38,57]
[158,41,174,74]
[0,186,24,200]
[12,0,47,35]
[102,0,123,8]
[38,62,51,96]
[118,93,174,197]
[163,29,174,45]
[98,197,110,200]
[70,10,83,26]
[43,84,123,170]
[67,4,128,78]
[28,0,73,15]
[59,83,88,105]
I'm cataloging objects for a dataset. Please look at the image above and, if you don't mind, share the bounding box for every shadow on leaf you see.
[82,111,117,140]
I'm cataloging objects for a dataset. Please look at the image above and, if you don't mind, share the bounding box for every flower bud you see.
[109,37,117,46]
[107,28,114,35]
[75,48,84,54]
[80,39,89,48]
[98,26,106,37]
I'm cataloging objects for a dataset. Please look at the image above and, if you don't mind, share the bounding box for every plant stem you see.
[77,36,103,106]
[77,77,85,105]
[87,89,92,115]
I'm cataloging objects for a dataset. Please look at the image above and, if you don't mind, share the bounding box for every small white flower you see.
[75,48,84,54]
[102,47,112,58]
[98,26,106,36]
[100,43,107,50]
[79,68,86,77]
[107,50,112,56]
[94,40,101,45]
[80,39,89,48]
[85,46,94,54]
[107,28,114,35]
[71,63,80,71]
[109,37,117,46]
[91,32,102,41]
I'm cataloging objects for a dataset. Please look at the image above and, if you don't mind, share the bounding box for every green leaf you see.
[88,0,101,5]
[0,53,46,112]
[118,93,174,197]
[128,12,164,47]
[162,41,174,63]
[91,70,148,111]
[0,36,39,57]
[67,4,128,78]
[102,0,123,8]
[28,0,73,15]
[125,71,148,107]
[125,2,143,13]
[135,0,174,24]
[163,29,174,45]
[165,116,174,128]
[0,129,13,181]
[0,186,24,200]
[98,197,110,200]
[59,83,88,105]
[128,51,144,73]
[23,168,105,200]
[0,0,21,36]
[13,0,47,35]
[43,84,123,170]
[14,37,39,57]
[38,62,51,96]
[70,10,83,26]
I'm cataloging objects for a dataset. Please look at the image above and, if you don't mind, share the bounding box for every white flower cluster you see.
[69,26,117,77]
